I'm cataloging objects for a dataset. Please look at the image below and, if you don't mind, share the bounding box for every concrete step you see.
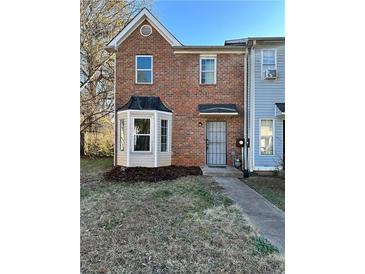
[201,166,243,178]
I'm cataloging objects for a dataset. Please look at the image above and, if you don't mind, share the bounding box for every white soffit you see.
[106,8,182,50]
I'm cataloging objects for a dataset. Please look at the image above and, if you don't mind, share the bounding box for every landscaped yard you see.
[243,176,285,211]
[80,158,284,273]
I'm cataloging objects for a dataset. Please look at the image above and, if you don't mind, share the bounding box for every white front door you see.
[206,121,227,166]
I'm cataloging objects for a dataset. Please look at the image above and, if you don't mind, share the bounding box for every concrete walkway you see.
[213,176,285,255]
[201,166,242,178]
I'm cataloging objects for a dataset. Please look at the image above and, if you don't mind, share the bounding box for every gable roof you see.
[106,8,182,51]
[118,96,172,113]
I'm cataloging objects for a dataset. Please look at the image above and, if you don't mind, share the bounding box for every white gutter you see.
[243,49,248,174]
[113,54,117,166]
[250,40,256,171]
[174,50,245,55]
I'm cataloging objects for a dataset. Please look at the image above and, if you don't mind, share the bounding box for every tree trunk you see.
[80,132,85,156]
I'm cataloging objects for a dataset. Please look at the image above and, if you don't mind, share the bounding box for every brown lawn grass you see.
[243,176,285,211]
[80,158,284,273]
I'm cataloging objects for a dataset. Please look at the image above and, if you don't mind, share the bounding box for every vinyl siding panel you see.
[116,112,127,166]
[253,43,285,169]
[157,112,172,166]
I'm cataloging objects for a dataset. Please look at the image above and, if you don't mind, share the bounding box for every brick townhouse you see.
[106,8,246,168]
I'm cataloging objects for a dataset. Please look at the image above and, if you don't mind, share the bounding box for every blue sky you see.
[152,0,285,45]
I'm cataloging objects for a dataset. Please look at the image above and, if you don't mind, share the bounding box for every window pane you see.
[263,64,276,71]
[134,135,150,151]
[137,70,152,83]
[134,119,150,134]
[201,71,215,84]
[263,50,275,65]
[260,120,273,155]
[120,119,124,151]
[202,59,215,71]
[161,120,168,152]
[137,56,152,69]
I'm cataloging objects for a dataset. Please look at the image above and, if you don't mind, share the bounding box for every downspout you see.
[113,52,117,166]
[249,40,257,171]
[243,47,249,177]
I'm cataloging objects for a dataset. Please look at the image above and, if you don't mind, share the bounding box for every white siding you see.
[253,42,285,169]
[116,112,127,166]
[157,112,172,166]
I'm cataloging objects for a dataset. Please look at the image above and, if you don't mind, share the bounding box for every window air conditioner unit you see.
[265,69,277,79]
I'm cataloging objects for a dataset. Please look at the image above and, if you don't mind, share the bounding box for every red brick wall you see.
[115,20,244,166]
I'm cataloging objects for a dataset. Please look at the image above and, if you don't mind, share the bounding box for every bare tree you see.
[80,0,152,155]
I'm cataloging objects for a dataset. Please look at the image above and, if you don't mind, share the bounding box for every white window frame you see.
[135,55,153,84]
[140,24,152,37]
[120,119,125,151]
[261,49,277,79]
[259,119,275,156]
[132,117,152,152]
[200,55,217,85]
[160,119,169,153]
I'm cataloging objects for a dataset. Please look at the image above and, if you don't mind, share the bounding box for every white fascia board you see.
[107,8,181,50]
[117,109,173,116]
[174,50,244,55]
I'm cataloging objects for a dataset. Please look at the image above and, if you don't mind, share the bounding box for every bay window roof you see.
[118,96,172,112]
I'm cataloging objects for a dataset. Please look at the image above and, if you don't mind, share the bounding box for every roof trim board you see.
[106,8,182,51]
[198,104,239,115]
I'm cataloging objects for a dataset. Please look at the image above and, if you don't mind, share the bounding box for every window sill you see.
[131,151,153,155]
[135,82,153,85]
[199,83,217,86]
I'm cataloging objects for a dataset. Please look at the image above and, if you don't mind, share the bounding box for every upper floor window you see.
[262,49,277,72]
[200,56,216,84]
[136,55,153,84]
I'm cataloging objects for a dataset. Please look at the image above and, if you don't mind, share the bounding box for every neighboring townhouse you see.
[226,37,285,171]
[106,8,246,168]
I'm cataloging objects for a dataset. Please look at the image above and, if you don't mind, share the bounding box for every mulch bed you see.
[104,165,202,182]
